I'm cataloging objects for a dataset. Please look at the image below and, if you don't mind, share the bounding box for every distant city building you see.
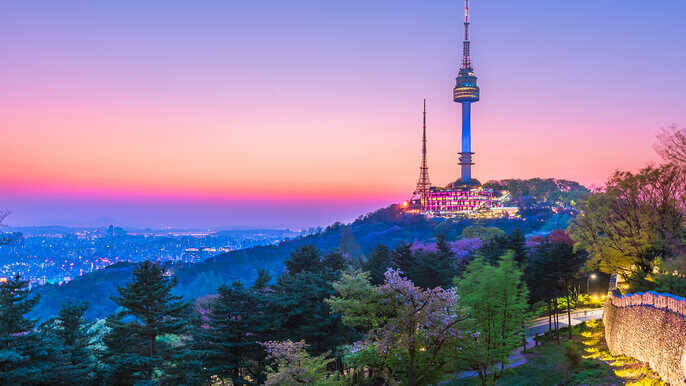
[407,0,518,219]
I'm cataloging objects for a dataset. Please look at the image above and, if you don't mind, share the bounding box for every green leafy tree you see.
[0,275,58,385]
[194,281,271,384]
[456,253,531,385]
[569,164,684,276]
[101,261,189,384]
[325,271,389,334]
[526,240,585,341]
[460,225,505,242]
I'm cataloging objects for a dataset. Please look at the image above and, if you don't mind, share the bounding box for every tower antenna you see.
[465,0,469,24]
[462,0,472,69]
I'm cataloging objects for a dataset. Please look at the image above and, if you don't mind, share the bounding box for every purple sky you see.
[1,0,684,228]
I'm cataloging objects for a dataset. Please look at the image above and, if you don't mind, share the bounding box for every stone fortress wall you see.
[604,290,686,384]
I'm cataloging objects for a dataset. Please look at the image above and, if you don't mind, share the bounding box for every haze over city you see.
[2,0,685,227]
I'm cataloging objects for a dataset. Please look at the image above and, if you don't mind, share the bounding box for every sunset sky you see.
[2,0,685,228]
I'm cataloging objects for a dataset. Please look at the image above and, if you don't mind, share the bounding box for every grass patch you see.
[446,339,618,385]
[447,320,621,385]
[447,319,667,385]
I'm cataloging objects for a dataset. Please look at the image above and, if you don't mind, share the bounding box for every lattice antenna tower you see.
[416,99,432,195]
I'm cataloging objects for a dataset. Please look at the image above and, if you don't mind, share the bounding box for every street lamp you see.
[587,273,597,295]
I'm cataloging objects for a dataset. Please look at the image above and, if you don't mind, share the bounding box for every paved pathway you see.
[455,307,604,379]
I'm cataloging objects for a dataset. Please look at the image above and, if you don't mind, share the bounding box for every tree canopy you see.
[570,163,685,275]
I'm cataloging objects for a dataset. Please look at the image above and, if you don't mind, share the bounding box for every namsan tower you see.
[415,99,431,196]
[405,1,519,219]
[453,0,480,186]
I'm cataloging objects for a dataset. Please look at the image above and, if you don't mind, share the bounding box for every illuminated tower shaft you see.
[453,0,480,185]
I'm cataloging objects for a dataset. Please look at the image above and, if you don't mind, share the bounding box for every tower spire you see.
[462,0,472,69]
[416,99,431,195]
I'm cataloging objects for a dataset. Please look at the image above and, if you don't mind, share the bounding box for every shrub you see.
[564,342,581,369]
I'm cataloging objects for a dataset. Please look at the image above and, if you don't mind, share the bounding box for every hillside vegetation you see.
[30,178,585,321]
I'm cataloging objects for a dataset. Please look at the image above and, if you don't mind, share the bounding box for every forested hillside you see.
[30,179,583,321]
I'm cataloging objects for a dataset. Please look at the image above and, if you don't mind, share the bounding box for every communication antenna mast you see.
[462,0,472,69]
[416,99,432,196]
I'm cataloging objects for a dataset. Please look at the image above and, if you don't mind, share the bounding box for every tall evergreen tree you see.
[101,261,188,384]
[285,245,321,274]
[392,236,456,289]
[270,270,355,355]
[252,269,273,291]
[391,242,415,277]
[194,281,271,384]
[321,251,348,272]
[432,234,456,287]
[339,227,363,266]
[0,275,57,385]
[40,301,95,384]
[363,245,392,285]
[509,228,528,264]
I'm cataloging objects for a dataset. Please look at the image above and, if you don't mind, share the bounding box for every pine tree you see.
[252,269,273,291]
[339,227,362,265]
[509,228,528,264]
[285,245,322,274]
[391,242,415,277]
[101,261,188,384]
[194,281,271,384]
[430,234,456,287]
[270,269,356,355]
[0,275,58,385]
[159,315,204,386]
[321,251,348,272]
[40,301,95,384]
[363,245,392,285]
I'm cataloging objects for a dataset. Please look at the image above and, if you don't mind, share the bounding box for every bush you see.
[564,342,581,370]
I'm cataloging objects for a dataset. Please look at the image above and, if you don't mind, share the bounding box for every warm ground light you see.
[450,319,664,385]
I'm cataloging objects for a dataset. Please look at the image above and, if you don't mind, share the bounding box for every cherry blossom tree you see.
[328,269,466,386]
[260,340,336,386]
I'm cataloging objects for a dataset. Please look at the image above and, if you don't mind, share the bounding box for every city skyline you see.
[2,0,685,228]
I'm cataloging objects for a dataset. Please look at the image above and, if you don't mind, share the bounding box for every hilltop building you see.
[407,0,518,219]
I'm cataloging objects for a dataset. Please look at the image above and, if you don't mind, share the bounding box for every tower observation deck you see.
[453,0,480,187]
